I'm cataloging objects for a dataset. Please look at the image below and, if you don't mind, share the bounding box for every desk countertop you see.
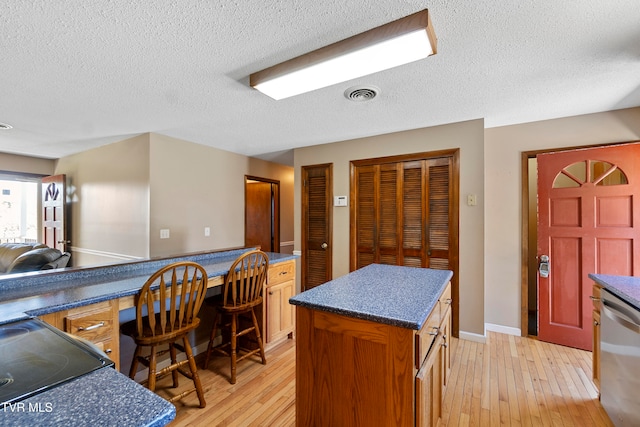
[289,263,452,330]
[0,249,297,325]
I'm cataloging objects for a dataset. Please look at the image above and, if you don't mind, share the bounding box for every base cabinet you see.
[296,282,451,426]
[265,259,296,348]
[591,283,602,392]
[39,300,120,370]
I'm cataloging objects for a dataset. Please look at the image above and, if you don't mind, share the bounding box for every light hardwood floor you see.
[159,331,612,426]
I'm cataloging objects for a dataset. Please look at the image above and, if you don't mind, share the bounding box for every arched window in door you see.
[552,160,628,188]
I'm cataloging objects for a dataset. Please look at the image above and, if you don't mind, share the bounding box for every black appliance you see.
[0,317,114,404]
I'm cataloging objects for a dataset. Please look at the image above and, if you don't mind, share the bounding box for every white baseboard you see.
[485,323,521,336]
[458,330,487,344]
[70,246,145,261]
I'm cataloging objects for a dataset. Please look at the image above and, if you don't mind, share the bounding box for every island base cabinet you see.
[295,306,415,427]
[416,334,444,427]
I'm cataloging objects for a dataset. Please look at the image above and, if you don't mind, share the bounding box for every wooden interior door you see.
[301,164,332,291]
[41,174,67,252]
[350,150,460,335]
[537,143,640,350]
[245,177,279,252]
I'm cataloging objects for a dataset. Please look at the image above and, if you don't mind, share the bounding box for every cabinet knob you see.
[269,291,274,295]
[428,326,440,336]
[594,320,600,326]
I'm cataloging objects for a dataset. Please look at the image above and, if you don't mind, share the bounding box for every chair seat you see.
[212,296,263,314]
[122,316,200,345]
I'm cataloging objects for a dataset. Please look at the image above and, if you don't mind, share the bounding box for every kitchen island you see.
[289,263,453,427]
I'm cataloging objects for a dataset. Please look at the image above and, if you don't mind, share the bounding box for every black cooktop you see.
[0,317,114,404]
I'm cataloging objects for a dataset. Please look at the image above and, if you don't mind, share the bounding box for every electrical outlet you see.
[204,227,211,237]
[160,229,170,239]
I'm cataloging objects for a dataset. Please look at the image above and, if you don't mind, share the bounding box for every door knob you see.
[539,255,550,278]
[321,242,328,249]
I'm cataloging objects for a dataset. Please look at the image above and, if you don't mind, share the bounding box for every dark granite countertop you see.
[0,367,175,427]
[289,263,453,330]
[589,273,640,311]
[0,249,297,325]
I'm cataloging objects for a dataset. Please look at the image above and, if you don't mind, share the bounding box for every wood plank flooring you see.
[159,331,612,426]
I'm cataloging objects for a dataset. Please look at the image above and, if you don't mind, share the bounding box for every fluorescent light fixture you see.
[250,9,437,100]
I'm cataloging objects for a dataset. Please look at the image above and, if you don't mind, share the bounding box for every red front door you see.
[537,143,640,350]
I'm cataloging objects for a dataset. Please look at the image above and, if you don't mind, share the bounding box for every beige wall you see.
[148,133,294,257]
[294,119,486,336]
[484,107,640,332]
[0,152,55,175]
[54,135,151,266]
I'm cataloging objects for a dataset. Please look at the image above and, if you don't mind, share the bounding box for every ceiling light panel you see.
[250,9,437,100]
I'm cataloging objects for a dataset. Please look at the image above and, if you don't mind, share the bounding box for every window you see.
[0,175,39,244]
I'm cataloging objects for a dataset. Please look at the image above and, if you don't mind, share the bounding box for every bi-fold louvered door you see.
[350,155,454,271]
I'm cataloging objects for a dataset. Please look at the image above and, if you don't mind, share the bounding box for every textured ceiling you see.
[1,1,639,164]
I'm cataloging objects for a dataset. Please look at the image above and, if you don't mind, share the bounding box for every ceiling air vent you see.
[344,86,380,102]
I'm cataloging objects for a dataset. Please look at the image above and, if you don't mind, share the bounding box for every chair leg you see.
[251,308,267,365]
[148,345,158,392]
[169,343,179,388]
[230,313,237,384]
[203,311,221,369]
[183,336,206,408]
[129,345,141,379]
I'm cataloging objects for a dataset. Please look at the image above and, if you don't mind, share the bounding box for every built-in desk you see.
[0,248,297,426]
[0,248,297,392]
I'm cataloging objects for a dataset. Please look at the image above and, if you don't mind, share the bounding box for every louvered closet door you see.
[351,156,452,270]
[302,164,332,290]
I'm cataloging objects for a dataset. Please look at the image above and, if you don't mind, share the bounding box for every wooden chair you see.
[121,261,207,407]
[203,250,269,384]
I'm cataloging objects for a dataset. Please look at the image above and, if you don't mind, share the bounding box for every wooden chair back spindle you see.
[222,250,269,310]
[135,262,208,339]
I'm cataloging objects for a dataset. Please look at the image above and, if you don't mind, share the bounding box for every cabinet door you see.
[416,334,444,427]
[266,279,295,343]
[441,308,452,388]
[592,309,601,390]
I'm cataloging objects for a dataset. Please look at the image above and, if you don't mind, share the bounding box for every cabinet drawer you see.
[268,261,295,285]
[415,310,440,369]
[591,284,602,311]
[66,308,114,342]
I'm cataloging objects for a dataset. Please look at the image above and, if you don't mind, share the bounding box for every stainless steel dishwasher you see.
[601,289,640,427]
